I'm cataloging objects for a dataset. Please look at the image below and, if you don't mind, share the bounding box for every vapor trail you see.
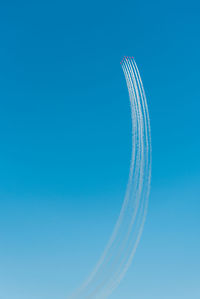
[69,57,151,298]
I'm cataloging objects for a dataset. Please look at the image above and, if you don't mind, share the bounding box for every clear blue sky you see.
[0,0,199,298]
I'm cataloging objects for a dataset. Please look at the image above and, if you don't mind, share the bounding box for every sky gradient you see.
[0,0,200,298]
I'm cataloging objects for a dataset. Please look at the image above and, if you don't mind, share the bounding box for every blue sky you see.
[0,0,199,298]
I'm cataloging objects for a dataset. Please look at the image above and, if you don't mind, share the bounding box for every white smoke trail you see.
[84,61,144,299]
[69,57,151,298]
[96,59,151,298]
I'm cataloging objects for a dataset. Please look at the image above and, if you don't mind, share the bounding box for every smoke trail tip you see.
[120,56,135,65]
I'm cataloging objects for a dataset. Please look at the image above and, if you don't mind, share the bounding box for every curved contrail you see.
[70,57,151,298]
